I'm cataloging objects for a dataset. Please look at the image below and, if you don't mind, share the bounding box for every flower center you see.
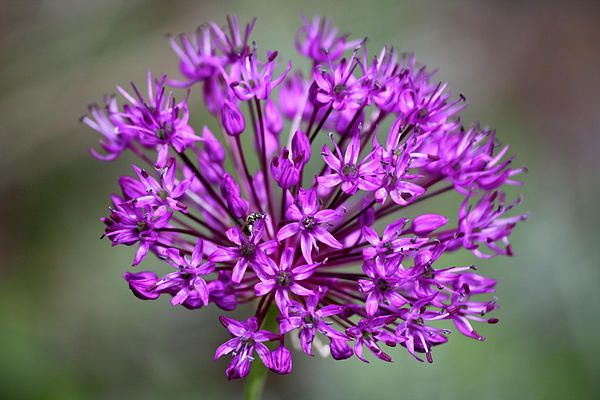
[240,335,255,345]
[156,123,173,140]
[277,271,292,287]
[333,84,347,95]
[180,271,193,280]
[303,314,316,327]
[239,243,256,258]
[422,266,434,279]
[342,164,358,177]
[136,221,149,232]
[376,279,391,292]
[382,241,394,253]
[302,216,316,230]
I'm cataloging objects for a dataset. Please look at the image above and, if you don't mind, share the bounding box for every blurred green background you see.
[1,1,599,399]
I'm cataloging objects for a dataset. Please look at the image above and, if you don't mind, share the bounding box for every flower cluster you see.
[84,16,526,379]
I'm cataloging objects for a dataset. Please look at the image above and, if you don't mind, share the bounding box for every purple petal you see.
[171,286,190,306]
[300,328,315,355]
[132,241,150,266]
[218,316,247,336]
[255,280,276,296]
[365,291,379,316]
[232,258,249,283]
[292,262,318,280]
[277,223,300,241]
[317,173,342,188]
[313,226,343,249]
[191,239,204,267]
[226,227,244,245]
[412,214,448,236]
[290,283,314,297]
[344,134,361,165]
[214,338,240,359]
[193,277,209,305]
[300,233,315,263]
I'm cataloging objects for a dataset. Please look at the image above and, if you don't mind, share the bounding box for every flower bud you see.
[271,148,300,189]
[291,130,311,167]
[202,126,226,164]
[278,72,305,119]
[220,173,249,218]
[221,99,245,136]
[269,345,292,375]
[411,214,448,236]
[265,98,283,135]
[203,77,226,115]
[329,338,353,360]
[123,271,160,300]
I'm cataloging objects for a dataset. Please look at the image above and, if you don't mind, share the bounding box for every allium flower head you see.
[84,15,526,380]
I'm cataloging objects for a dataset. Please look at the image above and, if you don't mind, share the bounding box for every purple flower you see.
[153,239,214,308]
[254,247,318,311]
[397,82,465,132]
[264,98,284,135]
[277,187,343,263]
[395,297,450,363]
[209,222,277,283]
[168,26,224,87]
[450,191,528,258]
[279,293,347,355]
[346,316,397,363]
[87,15,526,380]
[313,55,362,111]
[318,133,382,195]
[82,96,130,161]
[358,260,409,316]
[360,46,402,110]
[120,159,189,212]
[436,296,498,341]
[201,126,226,164]
[214,316,278,380]
[102,200,172,266]
[361,218,428,276]
[228,52,291,101]
[296,16,362,63]
[278,72,307,119]
[116,72,201,167]
[210,16,256,62]
[374,121,427,205]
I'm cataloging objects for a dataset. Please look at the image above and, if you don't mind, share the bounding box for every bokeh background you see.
[1,1,599,399]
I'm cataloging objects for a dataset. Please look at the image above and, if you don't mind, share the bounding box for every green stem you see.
[244,304,279,400]
[244,359,267,400]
